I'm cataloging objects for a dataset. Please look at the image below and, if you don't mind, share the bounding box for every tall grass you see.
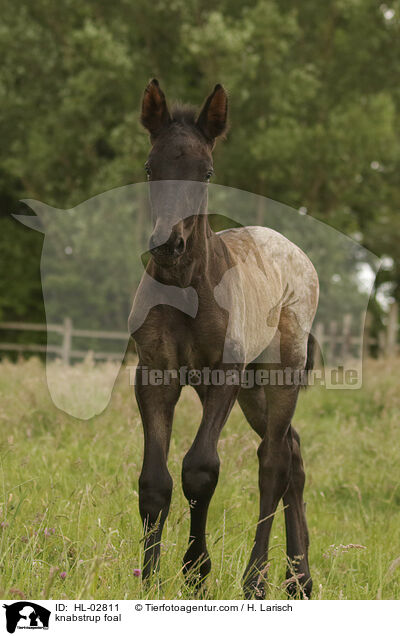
[0,357,399,599]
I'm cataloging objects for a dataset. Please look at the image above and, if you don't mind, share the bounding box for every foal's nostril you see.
[148,233,185,262]
[175,237,185,255]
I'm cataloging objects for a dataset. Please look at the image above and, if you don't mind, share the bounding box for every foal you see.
[129,79,319,599]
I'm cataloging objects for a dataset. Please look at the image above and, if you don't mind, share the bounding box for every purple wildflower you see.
[133,568,141,577]
[60,571,67,580]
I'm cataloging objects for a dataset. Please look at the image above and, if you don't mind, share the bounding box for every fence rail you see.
[0,317,130,364]
[0,303,398,365]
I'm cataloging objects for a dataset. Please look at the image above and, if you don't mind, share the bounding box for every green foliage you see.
[0,0,399,325]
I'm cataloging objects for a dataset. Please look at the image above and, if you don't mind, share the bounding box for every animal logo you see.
[2,602,50,633]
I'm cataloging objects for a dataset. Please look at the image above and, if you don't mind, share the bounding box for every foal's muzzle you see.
[149,232,186,265]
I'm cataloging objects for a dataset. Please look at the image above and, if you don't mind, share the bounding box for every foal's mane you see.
[170,103,198,126]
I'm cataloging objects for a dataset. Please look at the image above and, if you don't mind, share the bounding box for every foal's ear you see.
[196,84,228,143]
[141,78,171,139]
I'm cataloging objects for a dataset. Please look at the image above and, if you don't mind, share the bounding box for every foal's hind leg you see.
[237,381,267,438]
[239,384,312,599]
[283,427,312,598]
[241,382,300,599]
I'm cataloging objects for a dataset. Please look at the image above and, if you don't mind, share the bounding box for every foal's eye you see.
[205,169,214,182]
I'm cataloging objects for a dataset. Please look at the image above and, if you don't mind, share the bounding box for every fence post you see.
[378,330,386,357]
[62,317,72,365]
[363,312,372,360]
[313,322,324,369]
[385,301,399,357]
[342,314,352,360]
[328,320,337,365]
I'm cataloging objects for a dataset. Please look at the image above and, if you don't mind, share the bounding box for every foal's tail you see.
[303,332,316,388]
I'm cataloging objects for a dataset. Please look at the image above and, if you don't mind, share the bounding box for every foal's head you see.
[141,79,228,266]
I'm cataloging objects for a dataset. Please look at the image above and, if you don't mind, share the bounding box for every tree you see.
[0,0,399,334]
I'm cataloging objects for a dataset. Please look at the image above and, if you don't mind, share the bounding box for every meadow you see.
[0,356,399,600]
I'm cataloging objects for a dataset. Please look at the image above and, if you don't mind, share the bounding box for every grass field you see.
[0,356,399,600]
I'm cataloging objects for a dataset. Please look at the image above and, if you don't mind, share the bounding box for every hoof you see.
[242,562,269,600]
[182,549,211,593]
[285,574,313,599]
[243,579,266,600]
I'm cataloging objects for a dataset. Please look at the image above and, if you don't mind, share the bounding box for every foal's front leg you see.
[135,369,181,580]
[181,381,239,590]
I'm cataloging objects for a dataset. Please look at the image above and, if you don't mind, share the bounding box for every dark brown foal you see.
[129,79,318,599]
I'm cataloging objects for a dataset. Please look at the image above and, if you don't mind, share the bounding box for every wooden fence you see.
[0,303,398,365]
[313,302,398,367]
[0,317,129,364]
